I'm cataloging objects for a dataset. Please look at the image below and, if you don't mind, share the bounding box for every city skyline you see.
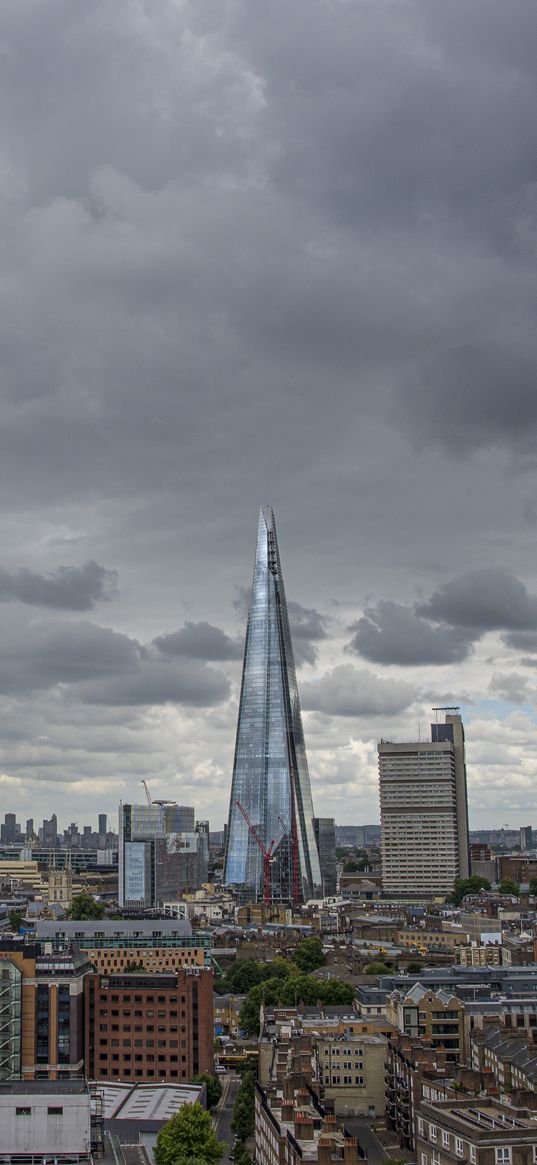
[0,3,536,829]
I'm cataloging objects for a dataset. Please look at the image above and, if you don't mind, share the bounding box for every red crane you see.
[236,800,275,907]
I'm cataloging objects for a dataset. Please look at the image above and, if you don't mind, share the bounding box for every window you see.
[495,1151,511,1165]
[16,1108,31,1117]
[470,1149,476,1164]
[442,1132,450,1149]
[455,1139,464,1158]
[48,1107,63,1116]
[418,1119,424,1136]
[429,1125,437,1143]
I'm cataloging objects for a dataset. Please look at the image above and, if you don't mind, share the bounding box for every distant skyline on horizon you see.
[0,2,536,830]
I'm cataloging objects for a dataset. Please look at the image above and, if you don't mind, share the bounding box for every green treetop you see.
[154,1103,224,1165]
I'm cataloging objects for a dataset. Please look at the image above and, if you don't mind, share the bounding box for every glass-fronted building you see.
[224,506,322,904]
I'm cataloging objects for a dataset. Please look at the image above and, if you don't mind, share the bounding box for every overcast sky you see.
[1,0,537,833]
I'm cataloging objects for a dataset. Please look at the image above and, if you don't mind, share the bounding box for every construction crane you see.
[141,779,152,806]
[236,800,275,907]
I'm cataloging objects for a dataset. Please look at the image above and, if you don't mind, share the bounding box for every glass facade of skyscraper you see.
[224,506,322,903]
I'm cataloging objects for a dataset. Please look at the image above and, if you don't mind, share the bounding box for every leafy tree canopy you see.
[364,962,391,976]
[293,937,325,973]
[8,909,24,931]
[239,973,354,1036]
[192,1074,223,1110]
[449,876,491,906]
[68,892,105,920]
[499,878,520,896]
[231,1068,255,1142]
[154,1103,224,1165]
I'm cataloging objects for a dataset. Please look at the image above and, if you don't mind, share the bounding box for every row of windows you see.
[99,1010,186,1019]
[16,1108,63,1117]
[99,993,185,1003]
[100,1052,187,1062]
[102,1067,187,1078]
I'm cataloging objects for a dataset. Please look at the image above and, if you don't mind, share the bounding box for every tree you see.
[192,1074,223,1110]
[231,1069,255,1142]
[221,960,265,994]
[154,1103,224,1165]
[364,961,391,976]
[499,878,520,897]
[406,962,422,974]
[293,937,325,973]
[68,892,105,920]
[449,876,491,906]
[8,909,24,931]
[239,972,354,1036]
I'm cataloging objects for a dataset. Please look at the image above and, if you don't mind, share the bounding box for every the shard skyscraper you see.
[224,506,322,904]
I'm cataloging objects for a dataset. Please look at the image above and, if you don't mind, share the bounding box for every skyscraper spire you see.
[224,507,322,904]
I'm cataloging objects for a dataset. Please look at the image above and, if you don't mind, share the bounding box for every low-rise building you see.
[415,1097,537,1165]
[386,984,464,1064]
[255,1080,367,1165]
[0,1079,94,1165]
[316,1034,386,1117]
[36,918,211,972]
[457,942,502,966]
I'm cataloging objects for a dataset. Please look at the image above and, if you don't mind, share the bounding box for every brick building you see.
[84,967,213,1082]
[255,1081,367,1165]
[385,985,464,1065]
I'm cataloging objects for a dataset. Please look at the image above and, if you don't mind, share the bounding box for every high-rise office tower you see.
[379,708,470,896]
[313,818,337,896]
[118,801,208,908]
[520,825,533,851]
[224,506,322,904]
[98,813,107,839]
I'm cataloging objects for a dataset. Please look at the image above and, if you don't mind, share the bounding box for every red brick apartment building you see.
[85,967,213,1082]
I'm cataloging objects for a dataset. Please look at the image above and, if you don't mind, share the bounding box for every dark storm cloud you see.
[0,618,229,708]
[509,632,537,654]
[0,561,117,610]
[0,621,138,694]
[418,568,537,631]
[489,672,533,706]
[76,659,230,708]
[0,0,536,822]
[348,601,473,667]
[287,600,328,641]
[287,600,329,666]
[154,621,242,661]
[402,343,537,455]
[301,664,415,717]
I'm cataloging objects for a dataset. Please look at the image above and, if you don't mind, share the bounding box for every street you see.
[342,1118,389,1165]
[214,1073,241,1159]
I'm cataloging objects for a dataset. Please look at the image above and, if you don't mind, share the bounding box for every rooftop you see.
[95,1081,204,1122]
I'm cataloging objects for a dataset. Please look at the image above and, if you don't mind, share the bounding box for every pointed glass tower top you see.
[224,507,321,904]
